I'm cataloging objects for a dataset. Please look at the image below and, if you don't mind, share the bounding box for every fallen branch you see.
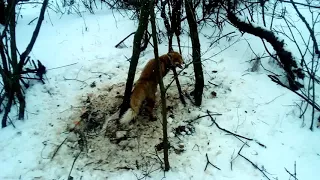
[230,149,237,171]
[51,117,85,160]
[51,137,68,160]
[63,77,88,86]
[67,151,81,180]
[237,143,271,180]
[47,62,78,71]
[192,144,200,152]
[184,112,222,124]
[206,110,266,148]
[208,81,219,86]
[285,161,298,180]
[285,168,298,180]
[204,153,221,171]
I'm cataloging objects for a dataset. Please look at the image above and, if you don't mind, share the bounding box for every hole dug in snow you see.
[64,82,193,172]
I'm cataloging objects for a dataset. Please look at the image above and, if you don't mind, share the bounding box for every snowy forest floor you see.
[0,1,319,180]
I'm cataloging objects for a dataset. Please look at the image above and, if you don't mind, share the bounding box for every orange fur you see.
[120,51,184,124]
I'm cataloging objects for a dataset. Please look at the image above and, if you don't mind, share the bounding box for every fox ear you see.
[166,53,174,66]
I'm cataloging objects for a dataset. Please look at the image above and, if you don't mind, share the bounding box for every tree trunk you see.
[150,0,170,171]
[171,0,182,53]
[160,0,173,52]
[185,0,204,106]
[2,93,13,128]
[0,0,5,25]
[8,0,17,70]
[119,0,152,117]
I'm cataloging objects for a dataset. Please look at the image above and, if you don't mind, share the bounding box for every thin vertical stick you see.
[150,1,170,171]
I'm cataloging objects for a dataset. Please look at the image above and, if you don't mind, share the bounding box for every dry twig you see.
[67,151,81,180]
[206,110,266,148]
[204,153,221,171]
[236,143,271,180]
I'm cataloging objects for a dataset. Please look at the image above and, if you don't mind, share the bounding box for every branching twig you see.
[289,0,319,55]
[206,110,266,148]
[236,143,271,180]
[204,153,221,171]
[285,168,298,180]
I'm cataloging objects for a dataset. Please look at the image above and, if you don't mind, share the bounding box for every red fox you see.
[119,51,184,124]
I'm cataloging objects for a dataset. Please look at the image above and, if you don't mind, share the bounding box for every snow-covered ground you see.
[0,1,319,180]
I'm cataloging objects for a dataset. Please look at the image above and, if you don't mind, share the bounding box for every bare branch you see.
[289,0,319,55]
[204,153,221,171]
[19,0,49,67]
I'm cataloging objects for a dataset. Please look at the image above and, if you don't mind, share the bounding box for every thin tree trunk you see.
[172,0,184,105]
[19,0,49,69]
[171,67,186,106]
[2,92,13,128]
[150,1,170,171]
[168,34,173,52]
[176,35,182,54]
[0,41,8,73]
[5,0,20,123]
[120,0,152,117]
[0,0,5,25]
[8,0,17,71]
[160,0,173,52]
[185,0,204,106]
[16,89,25,119]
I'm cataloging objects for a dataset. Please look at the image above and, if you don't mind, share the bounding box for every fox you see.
[119,51,184,125]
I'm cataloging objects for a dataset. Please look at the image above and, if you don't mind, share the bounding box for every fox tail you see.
[119,108,137,124]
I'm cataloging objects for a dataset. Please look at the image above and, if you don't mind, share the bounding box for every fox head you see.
[167,51,184,69]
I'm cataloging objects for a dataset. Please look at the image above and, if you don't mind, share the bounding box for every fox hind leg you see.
[145,95,157,121]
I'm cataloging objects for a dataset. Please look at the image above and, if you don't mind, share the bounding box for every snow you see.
[1,1,320,180]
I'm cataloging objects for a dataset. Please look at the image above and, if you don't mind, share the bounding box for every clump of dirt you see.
[174,125,195,136]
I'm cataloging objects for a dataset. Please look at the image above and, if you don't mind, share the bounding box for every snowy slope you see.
[0,1,319,180]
